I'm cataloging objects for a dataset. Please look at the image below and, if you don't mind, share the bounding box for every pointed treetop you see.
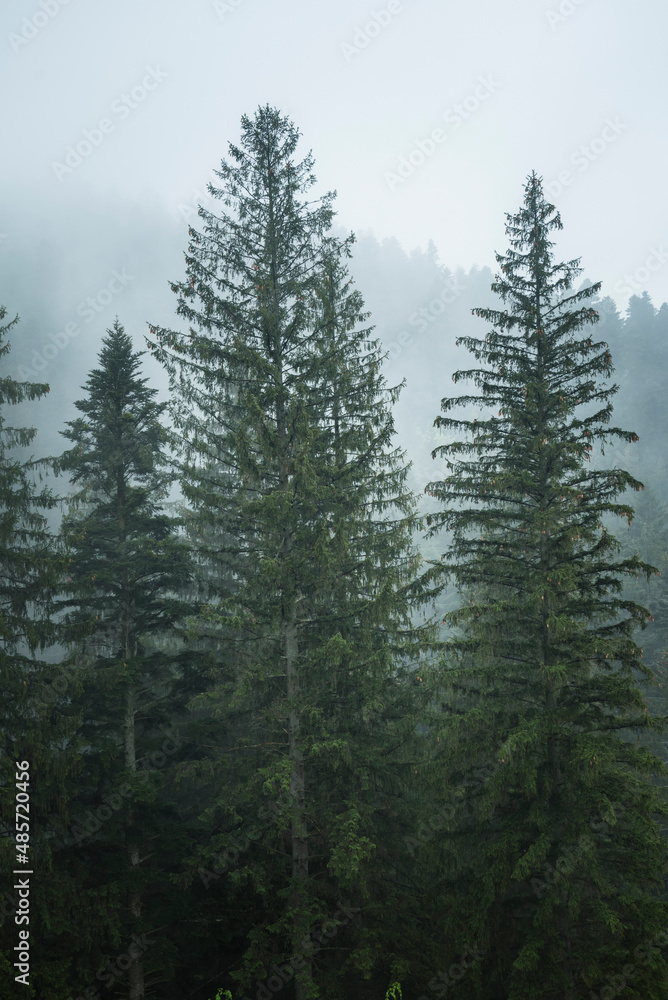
[80,316,152,405]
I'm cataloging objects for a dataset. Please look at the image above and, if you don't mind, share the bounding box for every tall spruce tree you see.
[0,308,81,1000]
[53,320,197,1000]
[422,173,668,999]
[147,106,434,1000]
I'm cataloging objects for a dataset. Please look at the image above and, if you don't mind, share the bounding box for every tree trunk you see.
[268,154,312,998]
[125,672,144,1000]
[286,614,311,1000]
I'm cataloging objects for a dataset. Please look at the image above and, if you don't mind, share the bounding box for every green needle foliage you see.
[0,308,79,1000]
[147,106,435,1000]
[423,173,668,999]
[53,319,197,1000]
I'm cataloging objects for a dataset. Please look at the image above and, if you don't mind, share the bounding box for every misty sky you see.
[2,0,667,306]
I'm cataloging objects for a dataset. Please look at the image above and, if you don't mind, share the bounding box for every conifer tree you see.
[423,173,668,999]
[147,106,434,1000]
[0,307,80,1000]
[54,319,196,1000]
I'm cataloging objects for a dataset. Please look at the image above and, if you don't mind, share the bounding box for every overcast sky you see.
[2,0,667,309]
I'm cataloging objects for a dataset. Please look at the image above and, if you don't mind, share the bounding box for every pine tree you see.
[147,106,434,1000]
[53,319,196,1000]
[0,307,80,1000]
[422,173,668,999]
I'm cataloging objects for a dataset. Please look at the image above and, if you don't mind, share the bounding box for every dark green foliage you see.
[0,308,79,1000]
[7,155,668,1000]
[148,106,435,1000]
[50,319,199,1000]
[422,173,668,999]
[0,308,59,697]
